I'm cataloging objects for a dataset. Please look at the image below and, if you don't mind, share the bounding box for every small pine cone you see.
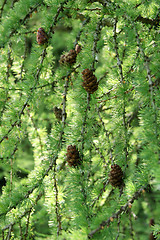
[53,107,67,121]
[82,69,98,94]
[59,49,77,65]
[109,164,123,187]
[37,28,48,45]
[66,145,81,167]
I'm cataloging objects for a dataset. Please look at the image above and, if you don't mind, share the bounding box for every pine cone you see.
[37,28,48,45]
[109,164,123,187]
[82,69,98,94]
[53,107,62,121]
[59,49,77,65]
[66,145,81,167]
[53,107,67,121]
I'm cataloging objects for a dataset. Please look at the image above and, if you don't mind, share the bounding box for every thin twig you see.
[115,215,121,240]
[92,142,106,165]
[53,159,62,236]
[91,180,109,208]
[23,210,31,240]
[19,221,23,240]
[74,17,90,47]
[5,224,13,240]
[128,209,135,240]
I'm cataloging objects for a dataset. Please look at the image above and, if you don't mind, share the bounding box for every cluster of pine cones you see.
[36,28,124,188]
[37,28,99,94]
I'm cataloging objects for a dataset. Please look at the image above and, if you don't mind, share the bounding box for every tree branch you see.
[88,185,148,238]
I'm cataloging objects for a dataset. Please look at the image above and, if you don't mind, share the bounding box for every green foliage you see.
[0,0,160,239]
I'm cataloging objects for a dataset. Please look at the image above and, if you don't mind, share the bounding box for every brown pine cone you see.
[59,49,77,65]
[109,164,123,187]
[82,69,98,94]
[66,145,81,167]
[53,107,67,121]
[36,28,48,45]
[53,107,62,121]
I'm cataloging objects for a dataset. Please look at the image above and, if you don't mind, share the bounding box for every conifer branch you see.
[0,142,18,161]
[27,109,44,157]
[88,185,148,238]
[18,221,23,240]
[8,3,42,41]
[0,42,12,125]
[0,154,58,217]
[134,28,155,108]
[48,0,69,36]
[134,26,160,160]
[91,180,109,208]
[92,142,106,165]
[136,15,160,28]
[0,0,7,21]
[16,36,28,83]
[1,2,69,125]
[0,0,69,143]
[11,0,19,8]
[2,230,4,240]
[91,18,103,70]
[53,159,62,236]
[5,223,13,240]
[52,64,72,236]
[113,19,129,168]
[74,17,90,47]
[115,215,121,240]
[24,210,31,240]
[96,104,114,164]
[0,47,47,144]
[80,93,91,159]
[97,86,135,103]
[61,77,69,127]
[2,191,43,233]
[89,0,111,7]
[128,208,135,240]
[125,48,140,76]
